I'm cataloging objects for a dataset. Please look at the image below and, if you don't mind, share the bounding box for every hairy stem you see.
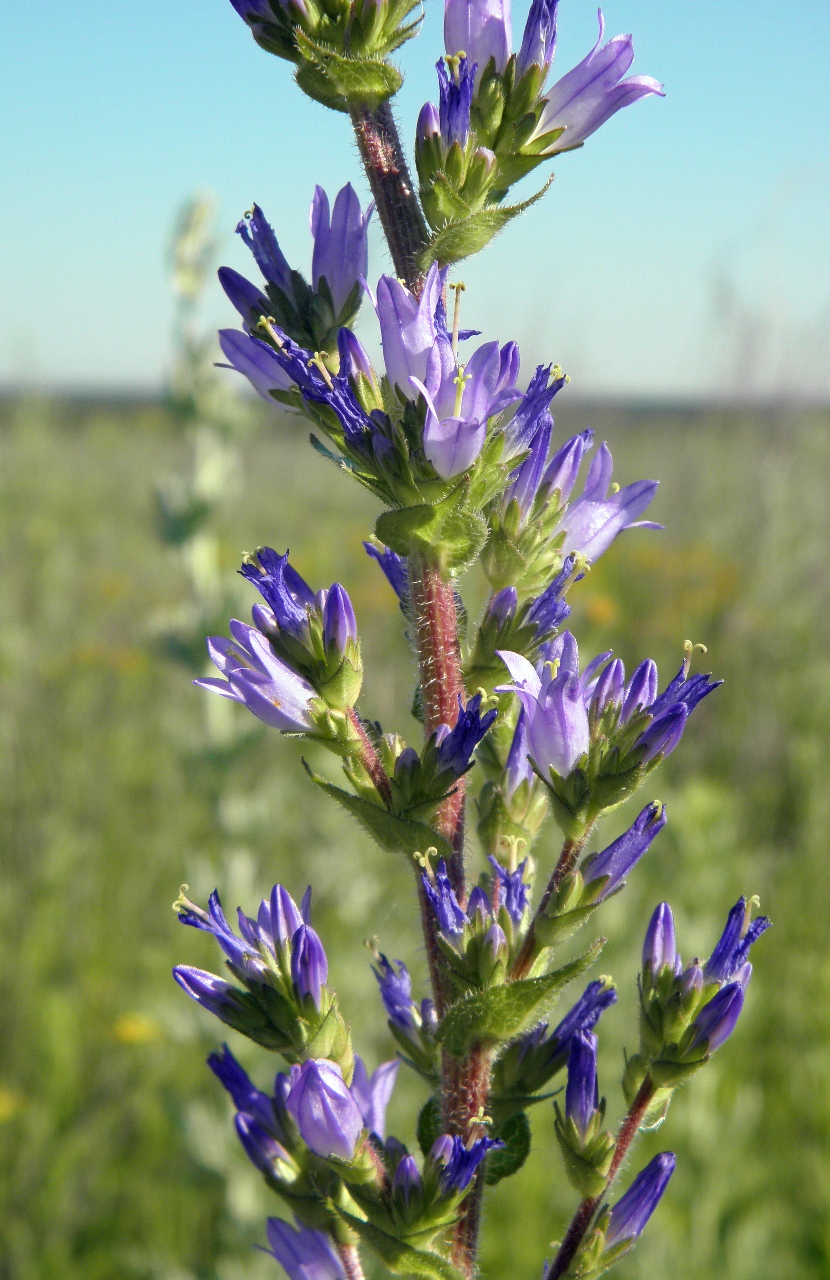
[347,708,393,807]
[351,101,485,1277]
[337,1243,366,1280]
[350,102,430,293]
[544,1077,656,1280]
[510,830,592,980]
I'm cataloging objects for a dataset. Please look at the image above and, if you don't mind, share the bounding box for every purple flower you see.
[350,1056,399,1140]
[393,1155,422,1204]
[496,634,590,777]
[549,979,618,1053]
[689,982,745,1053]
[310,184,373,317]
[372,954,417,1032]
[636,703,688,763]
[235,1112,293,1177]
[218,266,270,327]
[290,924,328,1007]
[642,903,677,975]
[502,413,553,522]
[194,619,317,732]
[172,965,251,1022]
[434,693,498,777]
[218,328,295,403]
[555,442,660,563]
[437,1135,504,1193]
[565,1030,598,1140]
[582,802,667,900]
[240,548,316,642]
[375,263,445,397]
[516,0,558,79]
[502,364,567,456]
[488,855,530,924]
[647,660,723,722]
[543,428,594,502]
[236,202,294,295]
[524,555,576,640]
[322,583,358,655]
[703,897,771,988]
[286,1060,365,1161]
[605,1152,676,1249]
[411,333,521,479]
[264,1217,347,1280]
[208,1044,287,1140]
[535,11,664,155]
[504,708,534,800]
[621,659,659,721]
[363,542,408,603]
[444,0,511,81]
[437,55,477,149]
[484,921,508,960]
[422,860,467,939]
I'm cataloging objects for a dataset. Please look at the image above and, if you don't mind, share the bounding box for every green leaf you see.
[422,176,554,266]
[485,1110,531,1185]
[416,1095,443,1158]
[438,508,489,573]
[295,34,402,110]
[335,1210,465,1280]
[304,765,452,860]
[436,940,604,1057]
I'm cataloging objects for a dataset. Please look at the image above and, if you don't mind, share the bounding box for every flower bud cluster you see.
[497,634,721,838]
[173,882,354,1076]
[389,693,497,817]
[568,1153,676,1278]
[421,854,532,990]
[624,898,771,1102]
[413,0,663,260]
[220,186,372,362]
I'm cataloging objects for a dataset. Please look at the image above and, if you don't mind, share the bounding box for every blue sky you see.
[2,0,829,397]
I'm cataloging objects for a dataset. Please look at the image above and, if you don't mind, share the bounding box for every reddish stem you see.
[510,831,591,980]
[544,1077,656,1280]
[337,1244,366,1280]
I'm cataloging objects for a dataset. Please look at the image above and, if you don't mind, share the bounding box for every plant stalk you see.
[337,1243,367,1280]
[351,99,486,1278]
[510,830,592,980]
[544,1076,656,1280]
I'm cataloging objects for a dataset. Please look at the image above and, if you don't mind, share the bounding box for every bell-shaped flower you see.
[290,923,328,1007]
[581,802,667,901]
[422,859,468,939]
[703,897,771,989]
[310,184,373,317]
[496,633,593,778]
[488,855,530,924]
[264,1216,347,1280]
[375,263,445,397]
[194,619,316,733]
[444,0,511,82]
[535,11,664,156]
[437,55,477,149]
[689,982,745,1053]
[642,903,678,977]
[434,693,498,777]
[433,1134,504,1194]
[565,1030,599,1141]
[285,1059,365,1161]
[555,441,660,563]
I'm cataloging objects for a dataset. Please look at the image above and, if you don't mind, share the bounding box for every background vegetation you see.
[0,390,827,1279]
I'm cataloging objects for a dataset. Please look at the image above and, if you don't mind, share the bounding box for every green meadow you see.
[1,393,828,1280]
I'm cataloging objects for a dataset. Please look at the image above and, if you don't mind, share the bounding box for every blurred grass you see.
[0,393,828,1279]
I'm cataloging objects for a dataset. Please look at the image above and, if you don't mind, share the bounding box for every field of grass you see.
[0,392,828,1280]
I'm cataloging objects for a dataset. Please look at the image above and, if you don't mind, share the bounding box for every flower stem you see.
[350,101,485,1278]
[544,1076,656,1280]
[350,102,430,294]
[510,830,592,980]
[337,1243,366,1280]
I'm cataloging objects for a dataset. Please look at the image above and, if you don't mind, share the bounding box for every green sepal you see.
[421,176,553,266]
[436,939,603,1057]
[294,34,403,111]
[303,764,453,860]
[416,1095,444,1159]
[334,1209,465,1280]
[485,1110,531,1185]
[376,502,488,573]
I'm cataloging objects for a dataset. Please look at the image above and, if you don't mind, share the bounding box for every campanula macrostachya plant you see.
[173,3,768,1278]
